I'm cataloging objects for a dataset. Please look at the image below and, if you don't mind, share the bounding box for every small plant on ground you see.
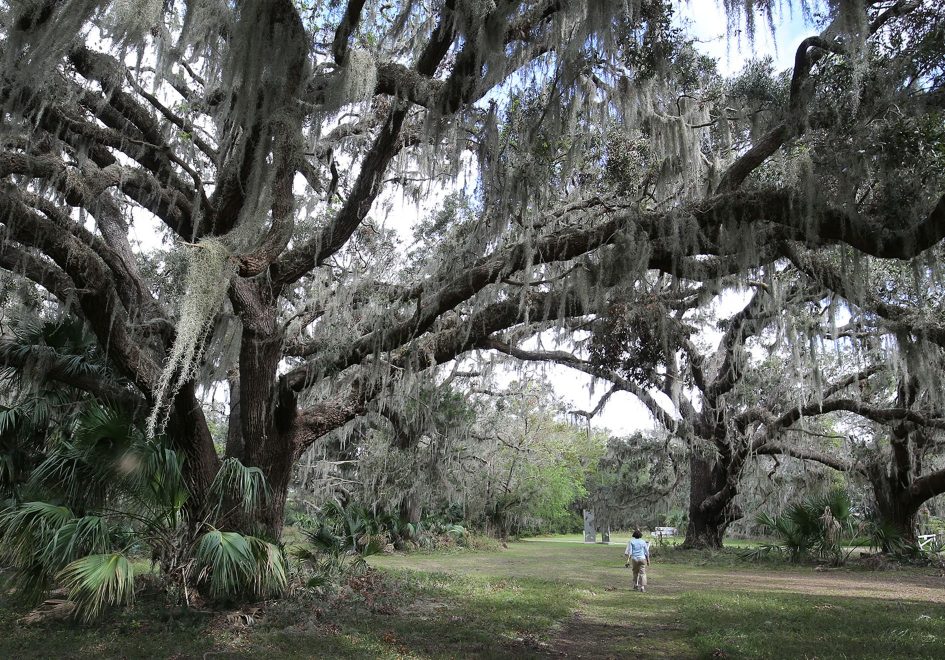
[292,501,385,590]
[747,489,857,565]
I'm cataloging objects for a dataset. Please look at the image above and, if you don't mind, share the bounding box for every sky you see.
[676,0,815,76]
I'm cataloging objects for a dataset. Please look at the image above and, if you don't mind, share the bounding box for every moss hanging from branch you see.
[146,237,235,439]
[326,47,378,111]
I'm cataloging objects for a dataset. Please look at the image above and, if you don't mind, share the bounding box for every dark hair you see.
[633,529,642,538]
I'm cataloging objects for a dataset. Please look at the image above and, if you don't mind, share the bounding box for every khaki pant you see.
[631,559,647,589]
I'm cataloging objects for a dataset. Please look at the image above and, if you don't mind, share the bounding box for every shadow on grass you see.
[0,598,221,659]
[680,590,945,659]
[329,570,577,657]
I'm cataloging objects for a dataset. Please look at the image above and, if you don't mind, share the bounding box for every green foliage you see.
[293,502,383,589]
[315,501,386,555]
[0,500,133,606]
[864,518,911,555]
[470,387,607,536]
[193,529,286,601]
[293,501,480,591]
[0,318,287,618]
[750,489,857,565]
[585,431,687,531]
[588,298,688,389]
[518,458,587,533]
[209,458,270,516]
[304,380,603,541]
[57,553,135,623]
[664,509,688,530]
[0,319,122,503]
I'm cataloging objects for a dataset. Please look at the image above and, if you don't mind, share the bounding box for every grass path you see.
[2,539,944,658]
[371,540,945,658]
[376,539,945,601]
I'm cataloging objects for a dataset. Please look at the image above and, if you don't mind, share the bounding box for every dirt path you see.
[522,565,945,659]
[658,566,945,602]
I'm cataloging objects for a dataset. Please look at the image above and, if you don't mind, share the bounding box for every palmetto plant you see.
[752,489,857,565]
[0,319,287,619]
[318,500,387,556]
[0,404,288,617]
[0,318,112,504]
[293,501,389,588]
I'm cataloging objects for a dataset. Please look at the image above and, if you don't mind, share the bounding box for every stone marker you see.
[583,509,596,543]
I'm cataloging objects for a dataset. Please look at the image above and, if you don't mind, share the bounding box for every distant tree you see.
[491,267,945,548]
[582,430,688,532]
[788,249,945,543]
[295,379,604,536]
[474,384,607,535]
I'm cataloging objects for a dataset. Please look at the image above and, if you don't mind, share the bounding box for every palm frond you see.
[0,404,28,437]
[27,443,108,510]
[209,458,270,515]
[359,534,384,557]
[247,535,288,597]
[1,318,114,387]
[299,523,342,554]
[0,501,74,566]
[27,403,145,510]
[125,440,189,512]
[0,501,76,602]
[193,529,255,600]
[58,553,135,622]
[445,523,467,539]
[47,515,115,565]
[72,403,138,454]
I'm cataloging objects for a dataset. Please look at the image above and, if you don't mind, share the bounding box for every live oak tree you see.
[291,377,477,526]
[492,269,945,548]
[788,248,945,543]
[1,0,943,549]
[582,429,689,533]
[473,0,945,547]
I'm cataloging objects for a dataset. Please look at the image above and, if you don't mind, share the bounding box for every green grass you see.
[2,536,943,658]
[682,591,944,659]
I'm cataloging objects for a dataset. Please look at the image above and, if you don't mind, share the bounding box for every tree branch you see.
[755,442,851,471]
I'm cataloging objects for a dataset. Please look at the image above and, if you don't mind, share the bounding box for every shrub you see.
[749,489,857,565]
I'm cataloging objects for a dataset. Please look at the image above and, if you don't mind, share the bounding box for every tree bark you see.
[865,381,926,548]
[224,368,244,461]
[229,280,296,539]
[868,464,921,547]
[683,453,736,549]
[165,382,221,520]
[400,491,422,524]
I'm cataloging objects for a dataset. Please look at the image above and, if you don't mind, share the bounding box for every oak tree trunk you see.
[869,468,920,548]
[400,492,422,524]
[683,453,736,549]
[229,281,296,539]
[166,382,221,523]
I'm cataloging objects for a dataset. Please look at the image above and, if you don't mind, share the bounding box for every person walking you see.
[624,529,650,592]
